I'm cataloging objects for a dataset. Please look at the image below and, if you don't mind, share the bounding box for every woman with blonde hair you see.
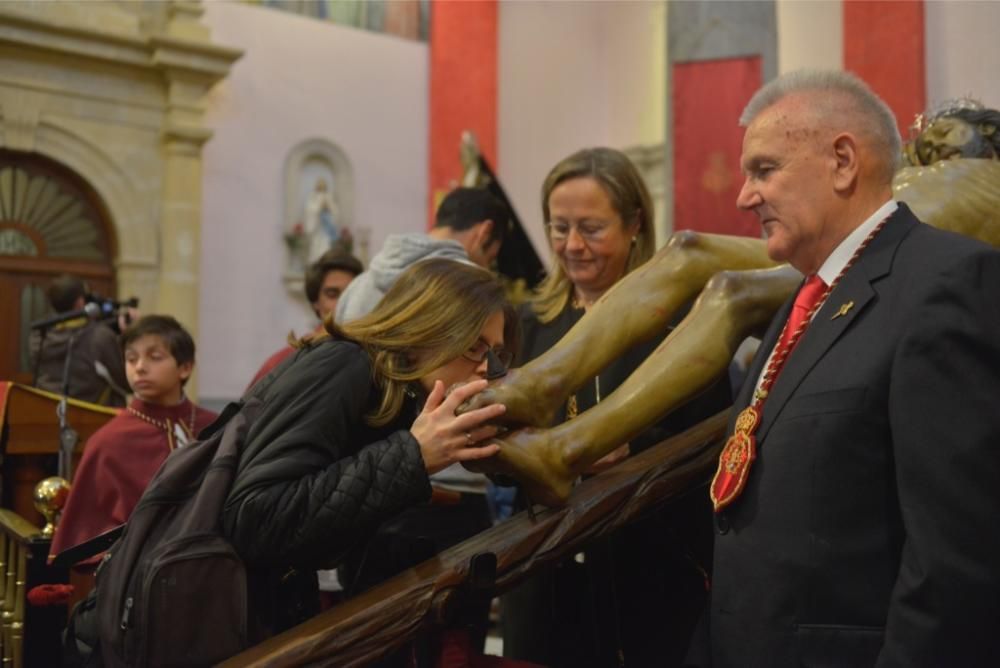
[502,147,729,667]
[531,146,656,321]
[221,258,518,642]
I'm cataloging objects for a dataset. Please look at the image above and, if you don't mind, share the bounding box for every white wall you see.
[497,0,666,262]
[925,1,1000,111]
[777,0,1000,113]
[776,0,842,74]
[199,2,427,401]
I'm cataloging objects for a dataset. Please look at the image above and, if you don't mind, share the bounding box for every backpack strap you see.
[50,524,124,569]
[197,399,245,440]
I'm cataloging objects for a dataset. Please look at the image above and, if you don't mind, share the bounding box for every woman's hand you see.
[411,379,506,475]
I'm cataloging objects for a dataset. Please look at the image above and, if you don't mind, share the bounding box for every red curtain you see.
[844,0,925,138]
[428,1,498,227]
[673,56,762,237]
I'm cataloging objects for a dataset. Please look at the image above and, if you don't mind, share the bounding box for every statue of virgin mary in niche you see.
[303,178,341,263]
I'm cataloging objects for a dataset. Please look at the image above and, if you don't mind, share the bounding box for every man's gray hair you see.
[741,69,902,182]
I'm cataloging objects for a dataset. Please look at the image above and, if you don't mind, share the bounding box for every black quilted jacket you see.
[222,339,432,637]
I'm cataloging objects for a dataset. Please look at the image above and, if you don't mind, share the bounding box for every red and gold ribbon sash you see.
[710,217,889,512]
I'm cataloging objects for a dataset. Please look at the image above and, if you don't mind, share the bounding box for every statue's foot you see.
[464,427,574,507]
[457,368,560,429]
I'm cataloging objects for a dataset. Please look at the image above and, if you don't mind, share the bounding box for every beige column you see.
[157,114,212,397]
[157,127,211,332]
[152,2,241,398]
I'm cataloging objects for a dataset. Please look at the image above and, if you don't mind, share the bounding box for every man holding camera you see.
[31,274,131,407]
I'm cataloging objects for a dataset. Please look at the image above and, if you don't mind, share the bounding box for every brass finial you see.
[33,477,71,538]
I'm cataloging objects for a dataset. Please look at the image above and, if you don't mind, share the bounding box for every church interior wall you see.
[198,1,428,402]
[776,0,843,74]
[776,0,1000,126]
[7,0,996,407]
[924,1,1000,112]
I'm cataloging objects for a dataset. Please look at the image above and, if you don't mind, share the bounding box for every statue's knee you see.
[666,230,702,250]
[704,270,745,300]
[656,230,705,272]
[667,230,701,248]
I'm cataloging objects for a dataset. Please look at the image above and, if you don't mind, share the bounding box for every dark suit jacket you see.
[710,204,1000,667]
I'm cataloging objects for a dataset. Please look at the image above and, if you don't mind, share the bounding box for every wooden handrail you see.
[0,513,40,544]
[223,409,729,667]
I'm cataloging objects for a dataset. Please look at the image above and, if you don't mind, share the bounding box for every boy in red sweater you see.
[51,315,217,559]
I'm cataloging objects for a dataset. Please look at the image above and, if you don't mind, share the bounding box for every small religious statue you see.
[460,131,483,188]
[302,178,342,264]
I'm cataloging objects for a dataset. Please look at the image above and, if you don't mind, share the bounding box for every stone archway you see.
[0,149,118,382]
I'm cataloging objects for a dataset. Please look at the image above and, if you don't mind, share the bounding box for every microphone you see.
[94,361,130,399]
[30,302,102,331]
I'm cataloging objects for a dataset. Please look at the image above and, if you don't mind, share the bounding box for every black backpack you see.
[86,395,258,667]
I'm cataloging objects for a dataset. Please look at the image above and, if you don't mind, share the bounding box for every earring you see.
[630,237,637,246]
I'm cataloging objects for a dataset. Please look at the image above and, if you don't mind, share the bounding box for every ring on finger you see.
[464,431,473,445]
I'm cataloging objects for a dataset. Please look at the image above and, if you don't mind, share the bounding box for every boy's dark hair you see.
[304,250,364,303]
[434,187,509,246]
[121,315,196,371]
[47,274,87,313]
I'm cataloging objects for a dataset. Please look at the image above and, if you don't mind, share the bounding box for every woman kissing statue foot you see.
[463,264,804,507]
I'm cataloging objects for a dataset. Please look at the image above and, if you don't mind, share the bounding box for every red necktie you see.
[772,274,827,372]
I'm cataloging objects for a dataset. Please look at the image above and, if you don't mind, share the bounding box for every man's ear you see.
[178,360,194,382]
[831,132,860,192]
[477,219,494,246]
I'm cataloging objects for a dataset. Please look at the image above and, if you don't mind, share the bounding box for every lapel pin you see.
[831,300,855,320]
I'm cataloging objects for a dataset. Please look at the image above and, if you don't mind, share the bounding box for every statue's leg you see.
[469,232,777,427]
[471,265,802,506]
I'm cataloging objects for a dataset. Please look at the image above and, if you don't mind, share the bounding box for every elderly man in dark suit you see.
[708,70,1000,667]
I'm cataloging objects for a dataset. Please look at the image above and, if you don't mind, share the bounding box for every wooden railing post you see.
[0,509,64,668]
[9,548,25,668]
[0,532,6,660]
[2,537,16,666]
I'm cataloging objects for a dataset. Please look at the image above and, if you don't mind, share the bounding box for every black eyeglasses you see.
[463,340,513,369]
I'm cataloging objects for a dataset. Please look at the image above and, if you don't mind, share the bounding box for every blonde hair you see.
[326,259,518,426]
[532,147,656,323]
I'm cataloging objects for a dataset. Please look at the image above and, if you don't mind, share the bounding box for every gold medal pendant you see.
[710,406,760,511]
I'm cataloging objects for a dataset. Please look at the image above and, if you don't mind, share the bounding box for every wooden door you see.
[0,149,117,383]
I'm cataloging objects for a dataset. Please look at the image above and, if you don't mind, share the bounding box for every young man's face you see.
[124,334,192,406]
[312,269,357,321]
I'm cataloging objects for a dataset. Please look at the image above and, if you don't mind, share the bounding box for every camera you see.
[85,293,140,330]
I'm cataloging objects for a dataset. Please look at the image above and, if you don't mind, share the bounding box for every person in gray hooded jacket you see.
[335,187,508,324]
